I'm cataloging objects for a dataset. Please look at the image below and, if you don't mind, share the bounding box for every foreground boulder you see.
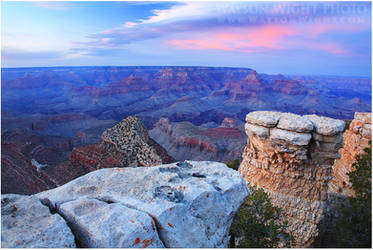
[1,194,76,248]
[2,161,249,248]
[239,111,345,247]
[57,198,164,248]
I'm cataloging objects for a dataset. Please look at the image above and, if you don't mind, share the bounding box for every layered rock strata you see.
[239,111,345,247]
[329,112,371,197]
[2,161,249,248]
[149,117,246,163]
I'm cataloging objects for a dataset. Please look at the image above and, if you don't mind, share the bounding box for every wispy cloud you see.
[70,1,370,56]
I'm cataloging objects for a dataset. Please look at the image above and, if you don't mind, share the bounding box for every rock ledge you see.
[2,161,249,248]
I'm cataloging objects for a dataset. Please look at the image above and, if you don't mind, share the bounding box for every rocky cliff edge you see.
[2,161,249,248]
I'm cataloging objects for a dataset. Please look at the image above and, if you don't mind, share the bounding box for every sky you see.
[1,1,372,76]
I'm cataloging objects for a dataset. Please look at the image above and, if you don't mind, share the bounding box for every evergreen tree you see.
[229,186,294,248]
[333,143,372,247]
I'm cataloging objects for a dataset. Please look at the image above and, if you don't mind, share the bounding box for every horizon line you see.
[1,65,371,78]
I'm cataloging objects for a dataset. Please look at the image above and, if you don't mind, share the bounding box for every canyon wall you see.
[239,111,346,247]
[149,117,246,163]
[329,112,371,197]
[323,112,372,245]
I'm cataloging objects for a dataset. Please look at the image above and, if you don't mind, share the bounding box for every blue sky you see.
[1,1,371,76]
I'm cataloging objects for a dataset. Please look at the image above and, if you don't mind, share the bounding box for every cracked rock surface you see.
[2,161,248,248]
[1,194,76,248]
[57,197,164,248]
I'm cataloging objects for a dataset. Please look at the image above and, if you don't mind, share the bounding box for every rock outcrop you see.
[43,116,175,186]
[2,161,249,248]
[329,112,371,197]
[323,112,372,245]
[1,194,76,248]
[239,111,345,247]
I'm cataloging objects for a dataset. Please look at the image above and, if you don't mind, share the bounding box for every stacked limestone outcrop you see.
[239,111,345,247]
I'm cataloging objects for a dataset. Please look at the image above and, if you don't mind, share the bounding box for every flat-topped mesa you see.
[239,111,345,247]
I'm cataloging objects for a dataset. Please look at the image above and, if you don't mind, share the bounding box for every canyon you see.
[2,116,174,194]
[1,66,371,247]
[149,117,246,163]
[2,66,370,186]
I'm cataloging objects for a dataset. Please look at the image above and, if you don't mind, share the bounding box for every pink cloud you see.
[168,23,352,55]
[169,24,297,53]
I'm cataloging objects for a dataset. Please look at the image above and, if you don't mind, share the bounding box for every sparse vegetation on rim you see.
[333,142,372,248]
[229,185,294,248]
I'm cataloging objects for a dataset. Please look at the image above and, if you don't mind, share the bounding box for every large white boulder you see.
[303,115,345,136]
[246,111,282,127]
[1,194,76,248]
[57,198,164,248]
[270,128,312,146]
[277,113,314,133]
[35,161,249,248]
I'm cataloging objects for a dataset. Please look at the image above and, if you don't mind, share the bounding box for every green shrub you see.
[229,186,294,248]
[333,143,372,247]
[343,119,352,132]
[226,158,240,171]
